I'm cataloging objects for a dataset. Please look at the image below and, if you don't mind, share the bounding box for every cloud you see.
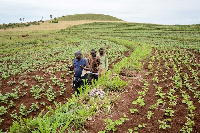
[0,0,200,24]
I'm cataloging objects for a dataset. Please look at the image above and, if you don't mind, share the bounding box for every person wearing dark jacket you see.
[69,51,90,94]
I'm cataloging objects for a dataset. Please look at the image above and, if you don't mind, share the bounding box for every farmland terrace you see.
[0,14,200,132]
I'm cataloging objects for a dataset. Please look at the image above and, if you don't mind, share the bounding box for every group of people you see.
[68,48,108,94]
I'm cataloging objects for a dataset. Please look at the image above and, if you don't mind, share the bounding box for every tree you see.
[50,15,52,23]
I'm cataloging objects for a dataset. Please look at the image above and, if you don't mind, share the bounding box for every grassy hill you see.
[56,14,123,21]
[0,14,124,31]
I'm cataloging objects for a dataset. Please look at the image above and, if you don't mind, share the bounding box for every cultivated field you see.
[0,15,200,133]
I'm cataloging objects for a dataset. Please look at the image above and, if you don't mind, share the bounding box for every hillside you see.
[0,21,200,132]
[56,14,123,21]
[0,14,124,32]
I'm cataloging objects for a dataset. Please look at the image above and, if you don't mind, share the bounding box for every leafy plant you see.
[8,100,16,108]
[30,84,45,99]
[33,75,44,82]
[45,86,56,101]
[130,109,138,114]
[132,96,145,106]
[99,115,129,132]
[164,107,174,117]
[30,102,39,112]
[10,110,18,119]
[134,123,146,131]
[147,111,154,119]
[8,80,16,85]
[96,70,127,91]
[180,117,194,133]
[0,93,8,104]
[19,103,30,116]
[158,119,171,129]
[0,106,7,115]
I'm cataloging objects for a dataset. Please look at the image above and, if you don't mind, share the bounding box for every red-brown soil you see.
[0,70,74,131]
[84,49,200,133]
[1,49,200,133]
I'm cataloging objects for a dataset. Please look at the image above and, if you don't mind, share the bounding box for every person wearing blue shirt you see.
[69,51,90,94]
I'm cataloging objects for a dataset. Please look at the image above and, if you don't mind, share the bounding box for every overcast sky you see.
[0,0,200,25]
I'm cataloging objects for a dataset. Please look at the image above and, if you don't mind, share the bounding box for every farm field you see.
[0,17,200,132]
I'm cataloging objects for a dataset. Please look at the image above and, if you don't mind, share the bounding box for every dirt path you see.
[0,21,127,32]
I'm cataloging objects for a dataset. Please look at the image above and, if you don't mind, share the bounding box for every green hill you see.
[56,14,123,21]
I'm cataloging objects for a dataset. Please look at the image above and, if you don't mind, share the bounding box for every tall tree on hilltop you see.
[50,15,52,22]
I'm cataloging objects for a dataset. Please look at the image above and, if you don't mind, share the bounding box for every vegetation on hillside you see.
[0,14,123,30]
[0,21,199,132]
[57,14,123,21]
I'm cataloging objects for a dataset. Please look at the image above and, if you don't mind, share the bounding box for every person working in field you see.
[68,51,90,94]
[98,48,108,76]
[87,49,101,85]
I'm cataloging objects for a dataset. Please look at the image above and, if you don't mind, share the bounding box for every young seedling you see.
[130,109,138,114]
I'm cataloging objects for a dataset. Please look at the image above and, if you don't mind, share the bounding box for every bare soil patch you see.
[0,21,127,32]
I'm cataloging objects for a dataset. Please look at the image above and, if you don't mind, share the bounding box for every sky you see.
[0,0,200,25]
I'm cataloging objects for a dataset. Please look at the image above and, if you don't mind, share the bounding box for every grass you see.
[56,14,123,21]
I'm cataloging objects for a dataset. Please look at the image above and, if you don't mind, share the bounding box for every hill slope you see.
[56,14,123,21]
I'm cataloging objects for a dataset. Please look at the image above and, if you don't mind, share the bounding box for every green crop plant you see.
[8,80,16,85]
[96,70,127,91]
[30,84,45,99]
[0,92,8,104]
[128,129,133,133]
[99,115,129,133]
[0,118,3,126]
[10,110,18,119]
[61,73,65,78]
[138,90,146,96]
[152,75,159,84]
[8,100,16,108]
[50,76,61,85]
[33,75,44,82]
[40,102,45,106]
[156,91,166,99]
[0,106,7,115]
[158,119,171,129]
[130,109,138,114]
[134,123,146,131]
[164,107,174,117]
[30,102,39,112]
[45,86,56,101]
[8,92,19,99]
[132,96,145,106]
[19,80,28,87]
[147,111,154,119]
[180,117,194,133]
[167,93,178,101]
[19,103,30,116]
